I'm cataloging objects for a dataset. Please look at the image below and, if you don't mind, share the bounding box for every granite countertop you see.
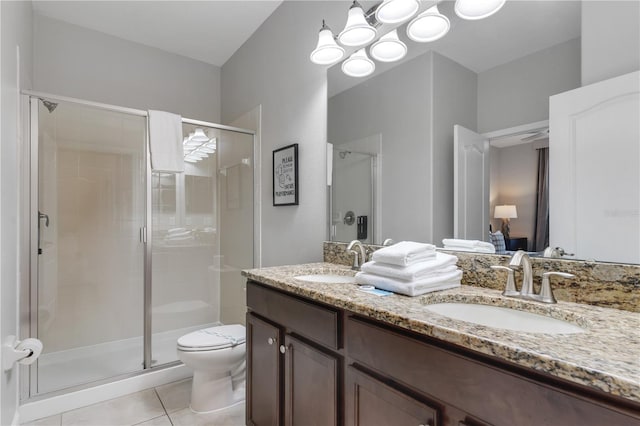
[242,262,640,403]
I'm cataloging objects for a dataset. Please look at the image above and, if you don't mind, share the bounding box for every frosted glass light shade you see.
[310,25,345,65]
[191,128,209,142]
[339,3,377,47]
[455,0,506,20]
[206,138,217,149]
[375,0,419,24]
[407,5,450,43]
[342,49,375,77]
[494,205,518,219]
[370,30,407,62]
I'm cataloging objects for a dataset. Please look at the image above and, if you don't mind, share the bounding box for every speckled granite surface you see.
[324,242,640,312]
[242,262,640,403]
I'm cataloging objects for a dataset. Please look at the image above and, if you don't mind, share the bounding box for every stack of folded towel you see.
[355,241,462,297]
[442,238,496,254]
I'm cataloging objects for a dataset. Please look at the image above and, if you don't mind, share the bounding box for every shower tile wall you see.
[44,149,143,352]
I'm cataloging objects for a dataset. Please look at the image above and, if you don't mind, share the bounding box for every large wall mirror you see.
[327,0,639,264]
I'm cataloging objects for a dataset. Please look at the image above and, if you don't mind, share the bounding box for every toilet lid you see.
[178,324,246,351]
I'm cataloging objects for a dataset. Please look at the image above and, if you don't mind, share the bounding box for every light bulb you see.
[407,5,450,43]
[342,49,375,78]
[370,29,407,62]
[375,0,419,24]
[339,2,377,47]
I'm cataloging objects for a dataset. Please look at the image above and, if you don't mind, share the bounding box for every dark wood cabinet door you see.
[346,366,439,426]
[283,334,338,426]
[247,313,281,426]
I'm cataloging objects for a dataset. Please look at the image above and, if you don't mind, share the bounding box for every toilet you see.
[177,324,246,413]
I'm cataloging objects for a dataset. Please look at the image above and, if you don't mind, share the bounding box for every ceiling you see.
[32,1,582,87]
[32,1,283,67]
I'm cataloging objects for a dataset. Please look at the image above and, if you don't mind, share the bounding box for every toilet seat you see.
[177,324,246,352]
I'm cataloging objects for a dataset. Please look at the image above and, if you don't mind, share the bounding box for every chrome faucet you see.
[509,250,534,297]
[382,238,395,246]
[347,240,367,271]
[491,250,575,304]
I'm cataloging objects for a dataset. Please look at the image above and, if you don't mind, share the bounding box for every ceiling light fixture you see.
[342,48,375,77]
[407,5,450,43]
[375,0,419,24]
[310,20,345,65]
[191,128,209,142]
[312,0,506,78]
[455,0,506,20]
[338,1,377,47]
[370,29,407,62]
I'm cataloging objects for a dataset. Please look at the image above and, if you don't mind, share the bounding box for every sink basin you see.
[425,303,585,334]
[294,274,356,284]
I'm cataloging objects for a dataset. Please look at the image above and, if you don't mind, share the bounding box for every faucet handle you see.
[491,265,518,296]
[540,272,575,303]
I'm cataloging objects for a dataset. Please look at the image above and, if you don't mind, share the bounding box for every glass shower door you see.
[151,124,254,365]
[33,99,146,395]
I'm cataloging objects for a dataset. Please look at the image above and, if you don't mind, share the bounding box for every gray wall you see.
[581,1,640,86]
[221,1,333,266]
[1,1,33,424]
[328,53,433,243]
[432,52,478,244]
[477,38,581,133]
[34,15,221,122]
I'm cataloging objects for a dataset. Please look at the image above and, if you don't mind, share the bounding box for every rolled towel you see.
[355,269,462,297]
[361,252,458,281]
[443,245,496,254]
[371,241,436,267]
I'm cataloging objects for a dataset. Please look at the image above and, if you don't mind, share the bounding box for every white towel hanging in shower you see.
[148,110,184,173]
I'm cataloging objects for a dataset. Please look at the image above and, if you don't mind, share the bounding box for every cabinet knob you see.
[267,337,276,345]
[279,344,287,354]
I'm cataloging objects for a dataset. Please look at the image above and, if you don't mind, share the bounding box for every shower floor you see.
[35,323,216,395]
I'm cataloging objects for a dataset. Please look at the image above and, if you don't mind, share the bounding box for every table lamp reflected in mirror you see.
[494,205,518,240]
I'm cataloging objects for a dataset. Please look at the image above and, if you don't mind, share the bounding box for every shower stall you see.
[21,93,254,400]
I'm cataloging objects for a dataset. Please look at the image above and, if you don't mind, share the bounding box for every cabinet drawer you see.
[346,316,640,426]
[346,366,438,426]
[247,282,340,350]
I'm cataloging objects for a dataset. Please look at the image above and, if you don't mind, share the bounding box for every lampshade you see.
[375,0,420,24]
[184,155,202,163]
[494,205,518,219]
[342,48,375,77]
[455,0,506,20]
[310,21,345,65]
[198,146,216,154]
[370,29,407,63]
[191,128,209,142]
[206,138,217,149]
[407,5,450,43]
[338,2,377,47]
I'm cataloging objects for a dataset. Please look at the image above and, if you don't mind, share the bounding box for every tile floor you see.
[22,378,245,426]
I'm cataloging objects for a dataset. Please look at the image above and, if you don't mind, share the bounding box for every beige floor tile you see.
[22,414,62,426]
[61,389,165,426]
[133,415,172,426]
[168,402,245,426]
[155,378,192,413]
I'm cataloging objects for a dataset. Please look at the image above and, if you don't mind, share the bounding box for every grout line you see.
[153,387,174,426]
[130,415,169,426]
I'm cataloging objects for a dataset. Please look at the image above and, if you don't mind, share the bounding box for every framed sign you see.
[273,143,299,206]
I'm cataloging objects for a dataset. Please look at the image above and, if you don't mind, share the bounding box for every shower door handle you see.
[39,211,49,227]
[38,211,49,255]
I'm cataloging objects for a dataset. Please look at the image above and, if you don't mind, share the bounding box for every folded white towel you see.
[355,269,462,297]
[444,246,496,254]
[149,110,184,173]
[371,241,436,266]
[442,238,495,250]
[361,252,458,281]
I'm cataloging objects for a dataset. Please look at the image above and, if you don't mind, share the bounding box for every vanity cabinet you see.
[246,279,640,426]
[246,281,341,426]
